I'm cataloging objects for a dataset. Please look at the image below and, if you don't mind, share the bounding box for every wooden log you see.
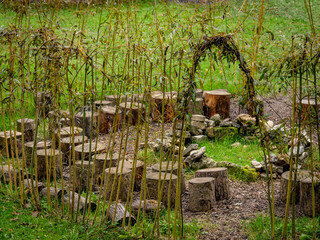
[107,203,136,225]
[189,177,215,212]
[104,167,132,202]
[75,160,96,191]
[195,167,230,200]
[188,98,204,115]
[0,164,22,184]
[105,94,124,105]
[280,170,310,204]
[0,131,22,157]
[131,199,160,214]
[119,102,145,125]
[118,159,144,191]
[75,111,99,137]
[146,172,178,207]
[54,126,83,144]
[17,118,35,142]
[36,148,62,180]
[300,172,320,216]
[74,142,106,161]
[94,100,113,109]
[60,136,88,164]
[93,153,119,184]
[152,161,185,194]
[204,90,231,119]
[24,140,52,167]
[99,106,122,133]
[63,191,97,212]
[23,179,46,192]
[151,92,177,122]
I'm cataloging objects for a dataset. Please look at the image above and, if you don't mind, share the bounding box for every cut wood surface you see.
[189,177,215,212]
[204,90,231,119]
[75,111,99,137]
[60,136,88,163]
[299,172,320,216]
[36,148,62,179]
[74,142,106,160]
[119,102,145,125]
[118,159,144,191]
[195,167,230,200]
[24,140,52,166]
[0,131,22,157]
[17,118,35,142]
[75,160,95,191]
[54,127,83,144]
[146,172,178,207]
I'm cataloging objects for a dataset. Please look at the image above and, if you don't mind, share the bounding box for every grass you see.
[243,213,320,240]
[198,136,264,167]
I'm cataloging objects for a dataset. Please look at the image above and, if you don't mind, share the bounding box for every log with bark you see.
[204,90,231,119]
[189,177,215,212]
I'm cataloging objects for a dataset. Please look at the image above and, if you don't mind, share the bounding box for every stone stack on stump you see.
[75,111,99,137]
[104,167,132,202]
[99,106,122,133]
[36,148,62,179]
[54,126,83,144]
[74,142,106,161]
[151,92,177,123]
[93,153,119,184]
[0,130,22,157]
[300,172,320,216]
[17,118,35,142]
[204,90,231,119]
[152,161,185,194]
[60,136,88,164]
[118,159,144,191]
[75,160,96,191]
[146,172,178,207]
[119,102,145,125]
[189,177,215,212]
[24,140,52,166]
[195,167,230,201]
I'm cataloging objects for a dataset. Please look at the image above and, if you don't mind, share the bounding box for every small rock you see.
[266,120,274,131]
[220,118,234,127]
[190,121,206,130]
[183,144,199,157]
[210,114,221,125]
[243,145,248,148]
[190,146,206,160]
[205,119,215,128]
[188,125,203,136]
[191,115,206,122]
[260,172,277,180]
[289,145,305,157]
[191,135,207,143]
[231,142,241,148]
[236,114,255,126]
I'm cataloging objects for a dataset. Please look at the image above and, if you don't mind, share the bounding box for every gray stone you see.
[231,142,241,148]
[275,166,283,174]
[190,121,206,130]
[236,114,255,126]
[191,135,207,143]
[220,118,234,127]
[261,173,277,180]
[289,145,305,157]
[183,144,199,157]
[190,146,206,160]
[205,119,215,128]
[251,159,263,171]
[269,153,278,164]
[266,120,274,131]
[209,114,221,125]
[191,115,206,122]
[189,125,203,136]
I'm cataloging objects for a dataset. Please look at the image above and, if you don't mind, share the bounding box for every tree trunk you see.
[204,90,231,119]
[36,148,62,180]
[299,172,320,216]
[189,177,215,212]
[74,142,106,161]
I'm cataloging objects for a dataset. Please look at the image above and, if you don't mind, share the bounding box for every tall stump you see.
[60,136,88,164]
[118,159,144,191]
[36,148,62,179]
[104,167,132,202]
[119,102,145,125]
[195,167,230,200]
[17,118,35,142]
[300,172,320,216]
[189,177,215,212]
[92,153,119,185]
[204,90,231,119]
[152,161,185,194]
[146,172,178,207]
[151,92,177,123]
[100,106,122,133]
[75,160,96,191]
[75,111,99,137]
[24,140,52,167]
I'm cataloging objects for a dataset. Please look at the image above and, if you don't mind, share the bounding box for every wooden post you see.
[189,177,215,212]
[92,152,119,185]
[146,172,178,207]
[60,136,88,164]
[104,167,132,202]
[74,142,106,161]
[100,106,122,133]
[36,148,62,180]
[152,161,185,193]
[17,118,35,142]
[75,160,96,191]
[204,90,231,119]
[195,167,230,200]
[24,140,52,167]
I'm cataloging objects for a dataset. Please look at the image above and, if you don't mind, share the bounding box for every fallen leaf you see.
[2,206,7,210]
[31,211,39,218]
[14,211,21,215]
[10,218,18,221]
[8,229,12,232]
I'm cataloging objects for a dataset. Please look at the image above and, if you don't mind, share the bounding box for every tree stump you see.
[75,160,96,191]
[75,111,99,137]
[99,106,122,133]
[188,98,204,115]
[195,167,230,200]
[36,148,62,180]
[92,153,119,185]
[152,161,185,194]
[107,203,136,225]
[132,93,145,103]
[0,164,22,184]
[151,92,177,122]
[48,110,71,136]
[74,142,106,161]
[296,98,320,126]
[300,172,320,216]
[23,179,46,192]
[119,102,145,125]
[280,170,310,204]
[54,126,83,144]
[94,100,113,109]
[60,136,88,164]
[104,167,132,202]
[105,94,123,105]
[146,172,178,207]
[204,90,231,119]
[24,140,52,167]
[0,131,22,157]
[35,91,53,117]
[118,159,144,191]
[189,177,215,212]
[17,118,35,142]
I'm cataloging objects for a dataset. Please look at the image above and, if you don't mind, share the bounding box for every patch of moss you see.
[228,165,258,182]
